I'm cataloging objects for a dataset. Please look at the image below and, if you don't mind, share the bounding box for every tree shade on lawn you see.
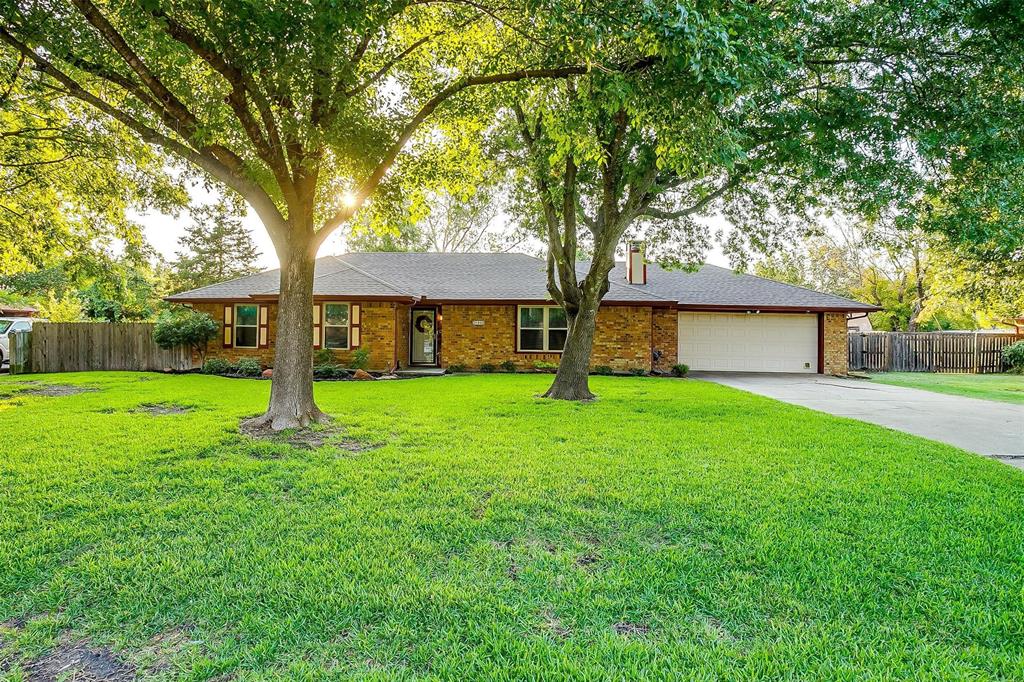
[0,0,590,429]
[1,373,1022,679]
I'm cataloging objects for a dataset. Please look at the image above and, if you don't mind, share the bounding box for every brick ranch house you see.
[165,251,877,375]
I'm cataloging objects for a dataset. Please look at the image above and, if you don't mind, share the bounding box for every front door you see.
[410,308,437,365]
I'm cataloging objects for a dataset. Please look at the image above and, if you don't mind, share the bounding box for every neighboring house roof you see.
[166,252,877,311]
[0,304,38,317]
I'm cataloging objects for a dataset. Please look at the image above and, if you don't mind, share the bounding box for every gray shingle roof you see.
[606,262,877,310]
[166,252,875,310]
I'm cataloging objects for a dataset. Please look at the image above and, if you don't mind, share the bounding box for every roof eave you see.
[676,303,882,313]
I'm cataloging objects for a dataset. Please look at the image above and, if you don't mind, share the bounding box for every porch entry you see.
[410,307,437,366]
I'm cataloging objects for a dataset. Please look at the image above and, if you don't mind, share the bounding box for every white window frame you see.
[233,303,259,349]
[323,302,351,350]
[517,305,568,353]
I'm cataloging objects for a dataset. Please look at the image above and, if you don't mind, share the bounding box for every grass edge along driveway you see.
[1,372,1022,680]
[870,371,1024,405]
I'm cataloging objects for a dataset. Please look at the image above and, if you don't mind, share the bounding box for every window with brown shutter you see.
[312,303,322,349]
[350,304,361,348]
[223,305,233,348]
[258,305,270,348]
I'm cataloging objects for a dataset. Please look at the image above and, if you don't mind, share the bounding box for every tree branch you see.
[315,65,588,244]
[70,0,202,139]
[0,26,287,235]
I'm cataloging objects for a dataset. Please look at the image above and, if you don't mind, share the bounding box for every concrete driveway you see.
[694,372,1024,468]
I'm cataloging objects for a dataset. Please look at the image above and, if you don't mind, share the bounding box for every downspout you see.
[392,303,400,372]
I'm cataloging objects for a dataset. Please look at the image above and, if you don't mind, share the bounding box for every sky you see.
[138,182,734,271]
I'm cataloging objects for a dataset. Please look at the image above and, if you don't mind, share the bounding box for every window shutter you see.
[223,305,233,348]
[258,305,270,348]
[312,303,322,349]
[350,304,361,348]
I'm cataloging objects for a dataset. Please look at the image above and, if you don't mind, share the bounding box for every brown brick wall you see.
[396,304,411,367]
[651,307,678,372]
[187,300,844,375]
[189,301,397,370]
[439,304,655,372]
[823,312,848,375]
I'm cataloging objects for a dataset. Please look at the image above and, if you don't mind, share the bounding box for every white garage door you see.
[678,312,818,373]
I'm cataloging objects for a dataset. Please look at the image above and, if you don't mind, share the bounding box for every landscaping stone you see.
[261,368,274,378]
[352,369,374,381]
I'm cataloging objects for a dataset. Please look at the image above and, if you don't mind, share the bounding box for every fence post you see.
[972,332,980,374]
[9,330,32,374]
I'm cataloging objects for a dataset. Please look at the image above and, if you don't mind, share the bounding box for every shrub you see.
[533,361,558,372]
[201,358,232,375]
[235,358,263,377]
[446,363,466,373]
[314,364,349,379]
[313,348,335,366]
[629,367,647,376]
[479,363,496,373]
[671,363,689,377]
[1003,341,1024,372]
[155,307,219,363]
[593,365,614,375]
[351,347,371,370]
[500,360,516,373]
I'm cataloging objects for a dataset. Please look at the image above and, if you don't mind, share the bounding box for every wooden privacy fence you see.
[11,322,191,374]
[848,331,1024,373]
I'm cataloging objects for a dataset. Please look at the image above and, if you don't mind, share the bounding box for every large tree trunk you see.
[543,297,599,401]
[246,239,326,430]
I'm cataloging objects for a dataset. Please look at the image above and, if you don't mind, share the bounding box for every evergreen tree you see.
[172,201,261,291]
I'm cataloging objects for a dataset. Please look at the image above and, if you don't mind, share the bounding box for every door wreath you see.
[414,314,434,334]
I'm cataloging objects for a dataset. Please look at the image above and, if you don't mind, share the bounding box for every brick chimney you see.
[624,242,646,285]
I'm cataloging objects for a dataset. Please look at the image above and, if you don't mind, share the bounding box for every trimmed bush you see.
[201,358,232,375]
[593,365,614,375]
[313,348,335,367]
[352,347,371,370]
[154,307,219,363]
[671,363,690,377]
[500,360,516,373]
[479,363,496,373]
[629,367,647,376]
[314,364,350,379]
[446,363,466,374]
[1003,341,1024,372]
[533,361,558,372]
[235,358,263,377]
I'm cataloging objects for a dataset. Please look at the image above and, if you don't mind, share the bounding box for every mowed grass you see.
[871,371,1024,405]
[1,372,1022,681]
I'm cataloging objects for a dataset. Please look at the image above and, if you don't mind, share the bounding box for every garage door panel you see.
[678,312,818,373]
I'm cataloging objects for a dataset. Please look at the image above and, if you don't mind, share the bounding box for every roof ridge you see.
[577,261,678,303]
[331,254,417,297]
[726,265,871,307]
[254,255,345,295]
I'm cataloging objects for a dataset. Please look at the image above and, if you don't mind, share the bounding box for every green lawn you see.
[1,373,1022,680]
[870,371,1024,404]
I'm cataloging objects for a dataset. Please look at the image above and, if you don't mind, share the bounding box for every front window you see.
[324,303,350,349]
[234,304,259,348]
[518,306,568,352]
[0,321,11,334]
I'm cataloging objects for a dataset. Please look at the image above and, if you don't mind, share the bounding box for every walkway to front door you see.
[694,372,1024,468]
[410,308,437,366]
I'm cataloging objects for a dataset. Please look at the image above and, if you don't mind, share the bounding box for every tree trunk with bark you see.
[543,300,599,400]
[245,234,325,430]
